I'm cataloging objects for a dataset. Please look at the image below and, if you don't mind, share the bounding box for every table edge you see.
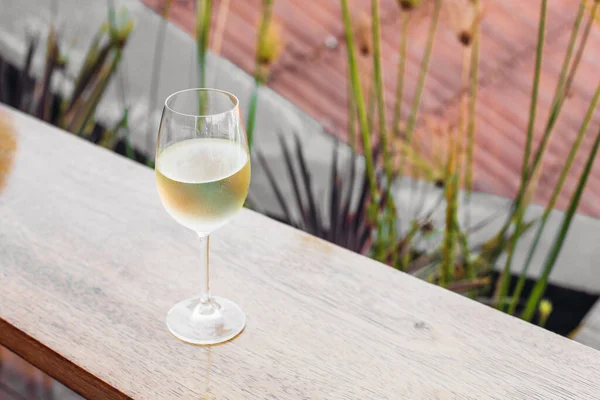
[0,318,131,400]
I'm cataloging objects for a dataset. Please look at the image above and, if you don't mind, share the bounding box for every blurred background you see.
[2,0,600,398]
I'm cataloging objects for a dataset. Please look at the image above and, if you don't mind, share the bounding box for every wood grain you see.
[1,105,600,399]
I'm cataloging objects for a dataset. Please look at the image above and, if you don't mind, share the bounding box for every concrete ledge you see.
[575,301,600,350]
[393,178,600,294]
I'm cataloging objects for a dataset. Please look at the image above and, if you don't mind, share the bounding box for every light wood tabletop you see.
[1,104,600,399]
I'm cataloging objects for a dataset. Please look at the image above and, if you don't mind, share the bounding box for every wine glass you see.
[155,88,250,345]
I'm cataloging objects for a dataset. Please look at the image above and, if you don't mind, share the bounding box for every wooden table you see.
[1,105,600,399]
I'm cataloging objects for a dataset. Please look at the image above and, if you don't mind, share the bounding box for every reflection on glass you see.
[200,347,213,400]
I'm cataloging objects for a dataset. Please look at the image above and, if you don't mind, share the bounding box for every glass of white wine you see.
[155,88,250,345]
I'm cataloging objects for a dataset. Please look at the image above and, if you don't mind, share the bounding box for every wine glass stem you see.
[198,234,211,304]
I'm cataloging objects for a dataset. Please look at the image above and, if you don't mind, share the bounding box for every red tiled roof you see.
[142,0,600,217]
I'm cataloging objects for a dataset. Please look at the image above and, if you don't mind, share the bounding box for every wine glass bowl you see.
[155,88,250,345]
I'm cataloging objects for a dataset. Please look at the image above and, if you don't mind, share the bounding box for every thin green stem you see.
[371,0,397,251]
[441,136,458,286]
[522,123,600,321]
[393,11,410,138]
[520,0,592,205]
[195,0,212,117]
[202,0,212,87]
[404,0,441,143]
[347,76,357,152]
[247,0,274,150]
[546,0,586,125]
[196,0,212,89]
[495,0,547,310]
[561,0,597,109]
[372,0,391,183]
[456,219,473,282]
[508,79,600,315]
[341,0,378,200]
[246,82,259,150]
[457,20,477,280]
[367,78,376,136]
[402,0,440,246]
[442,179,458,285]
[399,221,420,271]
[391,12,409,242]
[498,0,589,242]
[464,0,480,228]
[122,109,135,160]
[501,0,592,243]
[521,0,547,191]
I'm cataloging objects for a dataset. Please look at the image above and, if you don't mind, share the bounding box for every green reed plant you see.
[335,0,600,323]
[494,0,548,309]
[0,4,133,156]
[196,0,212,90]
[504,0,595,314]
[255,0,600,326]
[464,0,480,229]
[522,122,600,321]
[341,0,378,201]
[500,0,598,316]
[371,0,392,183]
[403,0,441,146]
[247,0,285,150]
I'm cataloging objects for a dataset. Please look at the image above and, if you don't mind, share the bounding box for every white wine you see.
[156,138,250,234]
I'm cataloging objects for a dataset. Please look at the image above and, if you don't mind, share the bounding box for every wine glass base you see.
[166,296,246,345]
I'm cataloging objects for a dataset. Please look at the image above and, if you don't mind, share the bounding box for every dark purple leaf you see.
[339,150,357,236]
[278,132,307,230]
[329,142,339,242]
[358,221,372,254]
[0,60,7,104]
[36,32,59,121]
[17,37,37,110]
[293,133,321,237]
[65,42,113,115]
[256,150,297,227]
[347,171,370,249]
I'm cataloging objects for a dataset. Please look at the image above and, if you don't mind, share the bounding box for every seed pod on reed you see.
[354,12,372,56]
[446,0,484,46]
[398,0,423,11]
[257,20,284,68]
